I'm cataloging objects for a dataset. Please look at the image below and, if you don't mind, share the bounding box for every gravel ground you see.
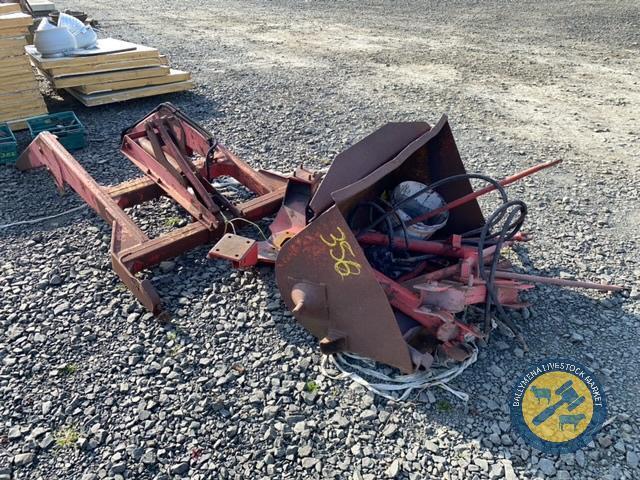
[1,1,639,479]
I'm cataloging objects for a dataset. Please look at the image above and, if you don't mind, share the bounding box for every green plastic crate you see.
[0,123,18,166]
[27,111,86,151]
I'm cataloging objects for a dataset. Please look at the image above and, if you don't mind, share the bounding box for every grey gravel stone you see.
[382,423,398,438]
[13,453,34,467]
[170,462,189,475]
[302,457,319,469]
[424,440,438,453]
[474,458,489,472]
[298,445,312,458]
[598,435,613,448]
[141,450,157,465]
[489,462,504,479]
[538,458,556,476]
[570,332,584,343]
[385,459,401,478]
[39,434,55,450]
[503,460,517,480]
[159,261,176,273]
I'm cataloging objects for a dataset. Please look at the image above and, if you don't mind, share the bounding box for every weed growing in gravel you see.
[166,331,178,341]
[436,400,453,413]
[166,326,186,341]
[60,363,78,376]
[304,380,319,393]
[164,216,182,228]
[55,426,80,448]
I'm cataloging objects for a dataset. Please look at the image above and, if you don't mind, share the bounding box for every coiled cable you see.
[350,173,529,344]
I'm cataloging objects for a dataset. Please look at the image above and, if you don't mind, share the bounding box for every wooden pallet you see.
[2,105,48,126]
[0,13,32,29]
[0,87,42,103]
[0,10,49,125]
[0,25,28,37]
[0,89,44,107]
[44,55,166,78]
[0,76,39,93]
[0,45,24,58]
[0,53,29,69]
[66,80,194,107]
[0,101,47,121]
[0,64,34,79]
[0,35,25,49]
[78,69,190,94]
[24,36,191,107]
[52,65,171,88]
[25,39,157,69]
[0,3,22,15]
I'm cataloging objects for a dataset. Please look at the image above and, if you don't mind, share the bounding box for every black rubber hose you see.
[347,200,410,255]
[350,172,529,346]
[476,201,527,336]
[357,173,509,242]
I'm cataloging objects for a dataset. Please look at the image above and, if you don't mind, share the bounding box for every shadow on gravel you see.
[87,223,638,406]
[415,283,638,431]
[262,244,637,411]
[49,89,224,131]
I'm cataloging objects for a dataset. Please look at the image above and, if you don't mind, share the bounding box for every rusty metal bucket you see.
[275,115,486,373]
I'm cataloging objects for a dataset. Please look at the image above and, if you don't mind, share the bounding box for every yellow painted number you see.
[319,227,362,279]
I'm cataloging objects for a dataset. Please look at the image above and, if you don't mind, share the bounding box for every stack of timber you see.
[0,5,48,129]
[25,0,56,17]
[26,38,193,107]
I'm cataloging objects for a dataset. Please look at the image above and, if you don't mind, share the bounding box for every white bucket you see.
[34,26,77,57]
[391,181,449,239]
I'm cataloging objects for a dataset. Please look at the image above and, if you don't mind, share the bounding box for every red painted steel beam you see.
[372,270,480,341]
[121,133,220,230]
[18,103,315,318]
[358,231,479,259]
[18,131,297,316]
[108,176,164,208]
[494,270,623,292]
[16,133,166,314]
[206,144,289,195]
[16,132,147,250]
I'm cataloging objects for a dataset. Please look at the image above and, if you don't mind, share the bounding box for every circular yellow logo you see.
[522,371,593,443]
[510,359,606,453]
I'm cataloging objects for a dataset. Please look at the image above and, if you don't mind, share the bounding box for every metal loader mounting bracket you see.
[18,103,315,317]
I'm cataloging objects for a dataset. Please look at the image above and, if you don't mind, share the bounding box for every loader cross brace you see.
[17,103,313,316]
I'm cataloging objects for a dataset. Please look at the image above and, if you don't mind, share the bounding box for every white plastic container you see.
[34,26,77,57]
[36,18,55,31]
[391,181,449,239]
[57,12,97,49]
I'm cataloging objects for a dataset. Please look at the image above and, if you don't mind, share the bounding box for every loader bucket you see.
[275,115,486,373]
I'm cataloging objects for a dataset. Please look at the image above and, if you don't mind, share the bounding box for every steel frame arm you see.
[17,122,308,316]
[16,133,164,313]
